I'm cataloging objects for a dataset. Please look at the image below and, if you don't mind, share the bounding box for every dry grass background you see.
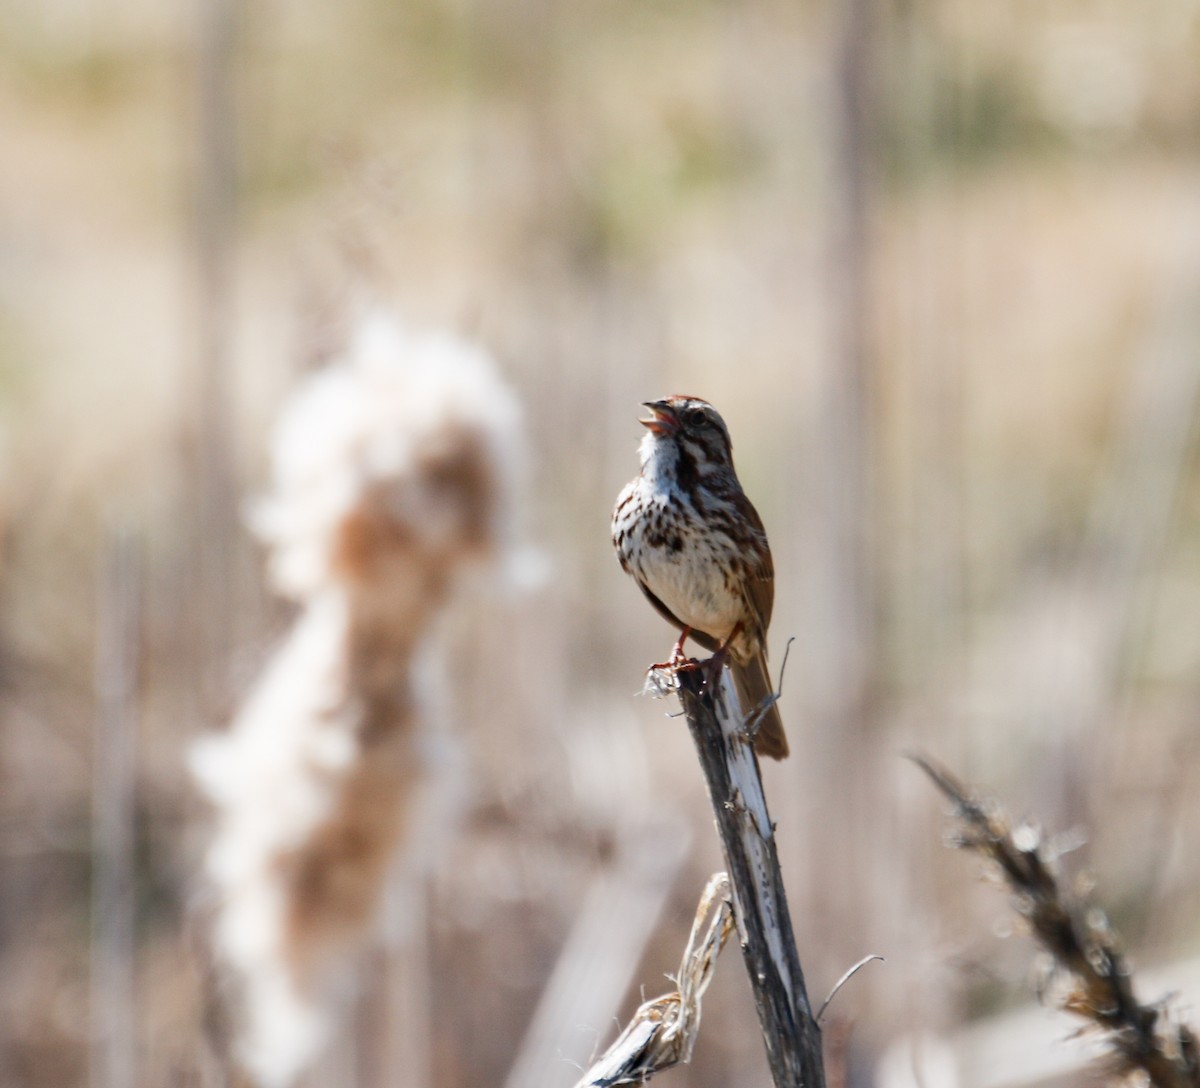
[3,1,1200,1086]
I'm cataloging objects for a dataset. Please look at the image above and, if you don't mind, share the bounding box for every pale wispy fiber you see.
[191,312,525,1088]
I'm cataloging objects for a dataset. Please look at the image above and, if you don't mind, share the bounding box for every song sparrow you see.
[612,395,788,760]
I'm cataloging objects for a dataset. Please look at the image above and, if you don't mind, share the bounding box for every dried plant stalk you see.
[673,666,826,1088]
[574,873,735,1088]
[914,755,1200,1088]
[191,313,525,1088]
[90,530,140,1088]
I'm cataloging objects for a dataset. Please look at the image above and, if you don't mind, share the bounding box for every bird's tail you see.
[730,649,789,760]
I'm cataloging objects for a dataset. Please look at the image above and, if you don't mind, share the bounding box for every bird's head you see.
[638,396,735,478]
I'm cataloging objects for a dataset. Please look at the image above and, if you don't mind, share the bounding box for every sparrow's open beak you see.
[639,400,678,436]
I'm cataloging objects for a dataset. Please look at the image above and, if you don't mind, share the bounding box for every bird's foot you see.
[643,627,704,696]
[647,626,697,674]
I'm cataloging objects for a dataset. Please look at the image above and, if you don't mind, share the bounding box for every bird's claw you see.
[643,625,733,699]
[646,625,699,675]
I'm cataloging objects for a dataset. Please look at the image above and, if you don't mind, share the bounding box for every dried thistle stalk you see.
[914,755,1200,1088]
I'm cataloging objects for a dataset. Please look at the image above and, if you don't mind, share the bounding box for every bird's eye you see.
[685,408,708,428]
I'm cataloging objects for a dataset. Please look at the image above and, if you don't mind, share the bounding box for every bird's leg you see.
[703,621,744,687]
[648,626,696,674]
[670,626,693,668]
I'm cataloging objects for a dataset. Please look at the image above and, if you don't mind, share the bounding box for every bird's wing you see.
[737,494,775,644]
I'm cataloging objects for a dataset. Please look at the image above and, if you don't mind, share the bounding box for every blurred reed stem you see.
[572,873,735,1088]
[349,868,432,1088]
[191,0,241,712]
[90,529,142,1088]
[505,820,690,1088]
[821,0,877,723]
[809,0,880,975]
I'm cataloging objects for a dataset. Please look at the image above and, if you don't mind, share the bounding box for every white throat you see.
[639,431,680,483]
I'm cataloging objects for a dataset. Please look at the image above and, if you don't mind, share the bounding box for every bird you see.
[611,395,789,760]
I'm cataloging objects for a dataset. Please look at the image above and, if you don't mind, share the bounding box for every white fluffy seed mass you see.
[191,312,525,1088]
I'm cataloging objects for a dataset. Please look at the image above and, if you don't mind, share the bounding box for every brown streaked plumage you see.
[611,395,788,760]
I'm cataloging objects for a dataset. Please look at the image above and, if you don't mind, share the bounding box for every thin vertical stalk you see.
[90,530,141,1088]
[822,0,877,728]
[505,822,690,1088]
[192,0,240,704]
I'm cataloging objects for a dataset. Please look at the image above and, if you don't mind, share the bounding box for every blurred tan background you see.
[4,1,1200,1086]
